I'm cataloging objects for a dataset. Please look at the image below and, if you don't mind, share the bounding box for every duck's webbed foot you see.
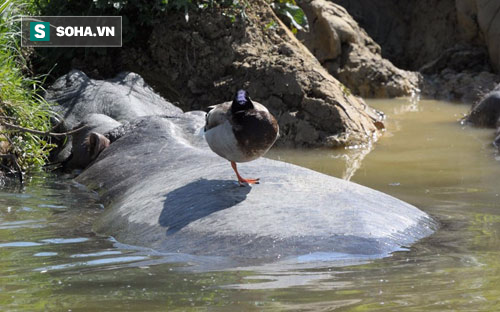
[231,161,260,186]
[237,177,260,186]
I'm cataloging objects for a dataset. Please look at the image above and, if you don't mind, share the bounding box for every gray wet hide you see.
[47,71,435,267]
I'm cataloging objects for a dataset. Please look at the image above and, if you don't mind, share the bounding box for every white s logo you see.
[34,24,45,38]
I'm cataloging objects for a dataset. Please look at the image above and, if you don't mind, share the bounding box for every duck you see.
[204,89,279,186]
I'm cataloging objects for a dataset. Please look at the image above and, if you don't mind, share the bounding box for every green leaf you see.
[271,0,309,32]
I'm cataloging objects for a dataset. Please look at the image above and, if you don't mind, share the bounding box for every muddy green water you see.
[1,99,500,311]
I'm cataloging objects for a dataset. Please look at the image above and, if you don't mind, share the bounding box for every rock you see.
[47,71,435,267]
[331,0,460,71]
[465,86,500,127]
[423,71,499,103]
[419,45,491,75]
[463,0,500,72]
[419,45,500,103]
[456,0,483,44]
[328,0,500,102]
[298,0,420,98]
[421,66,500,104]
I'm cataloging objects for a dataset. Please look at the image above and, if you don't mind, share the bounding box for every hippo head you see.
[62,131,110,171]
[86,132,110,161]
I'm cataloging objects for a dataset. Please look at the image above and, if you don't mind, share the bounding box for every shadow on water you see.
[159,179,251,234]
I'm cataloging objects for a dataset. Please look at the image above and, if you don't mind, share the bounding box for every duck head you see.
[231,89,254,114]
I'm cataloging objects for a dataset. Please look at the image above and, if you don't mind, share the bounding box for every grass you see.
[0,0,56,174]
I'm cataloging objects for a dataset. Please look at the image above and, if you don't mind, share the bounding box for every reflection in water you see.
[70,251,122,258]
[396,89,421,114]
[336,145,374,181]
[0,241,43,247]
[1,99,500,310]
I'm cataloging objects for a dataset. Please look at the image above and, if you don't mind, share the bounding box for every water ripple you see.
[0,241,43,247]
[70,251,123,258]
[34,256,148,273]
[40,238,89,244]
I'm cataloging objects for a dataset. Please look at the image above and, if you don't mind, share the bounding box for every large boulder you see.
[46,71,435,267]
[297,0,420,98]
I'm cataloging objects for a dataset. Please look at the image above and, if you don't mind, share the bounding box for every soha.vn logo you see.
[29,22,115,41]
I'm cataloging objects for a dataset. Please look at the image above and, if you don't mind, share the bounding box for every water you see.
[1,99,500,311]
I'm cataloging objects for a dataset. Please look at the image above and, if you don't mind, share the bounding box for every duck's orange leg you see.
[231,161,260,186]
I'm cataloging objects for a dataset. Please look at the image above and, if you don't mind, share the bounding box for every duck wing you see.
[204,101,231,131]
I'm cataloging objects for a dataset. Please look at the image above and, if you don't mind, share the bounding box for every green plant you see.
[0,0,56,174]
[270,0,308,34]
[340,83,352,97]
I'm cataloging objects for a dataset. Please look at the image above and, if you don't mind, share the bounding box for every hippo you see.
[46,70,435,267]
[465,87,500,128]
[464,85,500,150]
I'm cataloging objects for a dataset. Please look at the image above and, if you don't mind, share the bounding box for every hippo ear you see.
[87,132,110,160]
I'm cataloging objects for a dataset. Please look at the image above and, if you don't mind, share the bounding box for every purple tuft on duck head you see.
[232,89,254,113]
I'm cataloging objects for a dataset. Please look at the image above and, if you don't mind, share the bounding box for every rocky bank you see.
[297,0,420,98]
[324,0,500,102]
